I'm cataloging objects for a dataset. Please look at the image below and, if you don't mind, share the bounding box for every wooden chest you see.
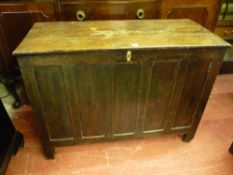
[13,20,230,159]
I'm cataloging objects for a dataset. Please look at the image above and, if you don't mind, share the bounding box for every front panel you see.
[24,49,218,146]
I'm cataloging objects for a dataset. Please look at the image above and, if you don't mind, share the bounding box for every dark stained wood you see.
[34,66,74,141]
[113,62,141,135]
[74,63,111,138]
[0,2,56,107]
[0,2,56,78]
[143,61,177,132]
[59,0,224,31]
[14,20,229,159]
[219,61,233,74]
[0,0,224,31]
[186,51,225,141]
[61,0,162,21]
[17,57,55,159]
[167,7,209,27]
[171,60,211,129]
[161,0,224,31]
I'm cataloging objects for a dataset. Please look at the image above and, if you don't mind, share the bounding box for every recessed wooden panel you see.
[74,63,113,138]
[172,60,211,129]
[143,61,177,132]
[112,63,142,136]
[34,66,73,140]
[167,7,209,27]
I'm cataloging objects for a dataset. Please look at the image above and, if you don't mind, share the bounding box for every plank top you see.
[13,19,230,55]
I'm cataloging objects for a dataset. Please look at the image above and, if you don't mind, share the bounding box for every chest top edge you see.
[13,19,231,56]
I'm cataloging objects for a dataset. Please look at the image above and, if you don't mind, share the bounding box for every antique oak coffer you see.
[13,20,230,159]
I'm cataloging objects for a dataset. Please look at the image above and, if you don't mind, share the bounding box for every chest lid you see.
[13,19,230,56]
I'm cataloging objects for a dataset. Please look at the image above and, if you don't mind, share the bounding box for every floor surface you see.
[5,74,233,175]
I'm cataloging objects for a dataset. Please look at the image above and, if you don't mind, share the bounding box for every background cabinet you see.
[61,0,162,21]
[215,0,233,73]
[0,1,56,107]
[0,2,56,77]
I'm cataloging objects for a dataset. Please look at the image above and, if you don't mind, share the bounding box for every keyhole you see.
[126,50,132,62]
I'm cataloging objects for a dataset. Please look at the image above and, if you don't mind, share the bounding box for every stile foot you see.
[13,131,24,155]
[181,133,195,142]
[44,145,55,160]
[229,142,233,155]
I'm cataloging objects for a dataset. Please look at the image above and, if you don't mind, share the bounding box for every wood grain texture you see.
[171,60,211,129]
[143,61,177,133]
[13,19,230,56]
